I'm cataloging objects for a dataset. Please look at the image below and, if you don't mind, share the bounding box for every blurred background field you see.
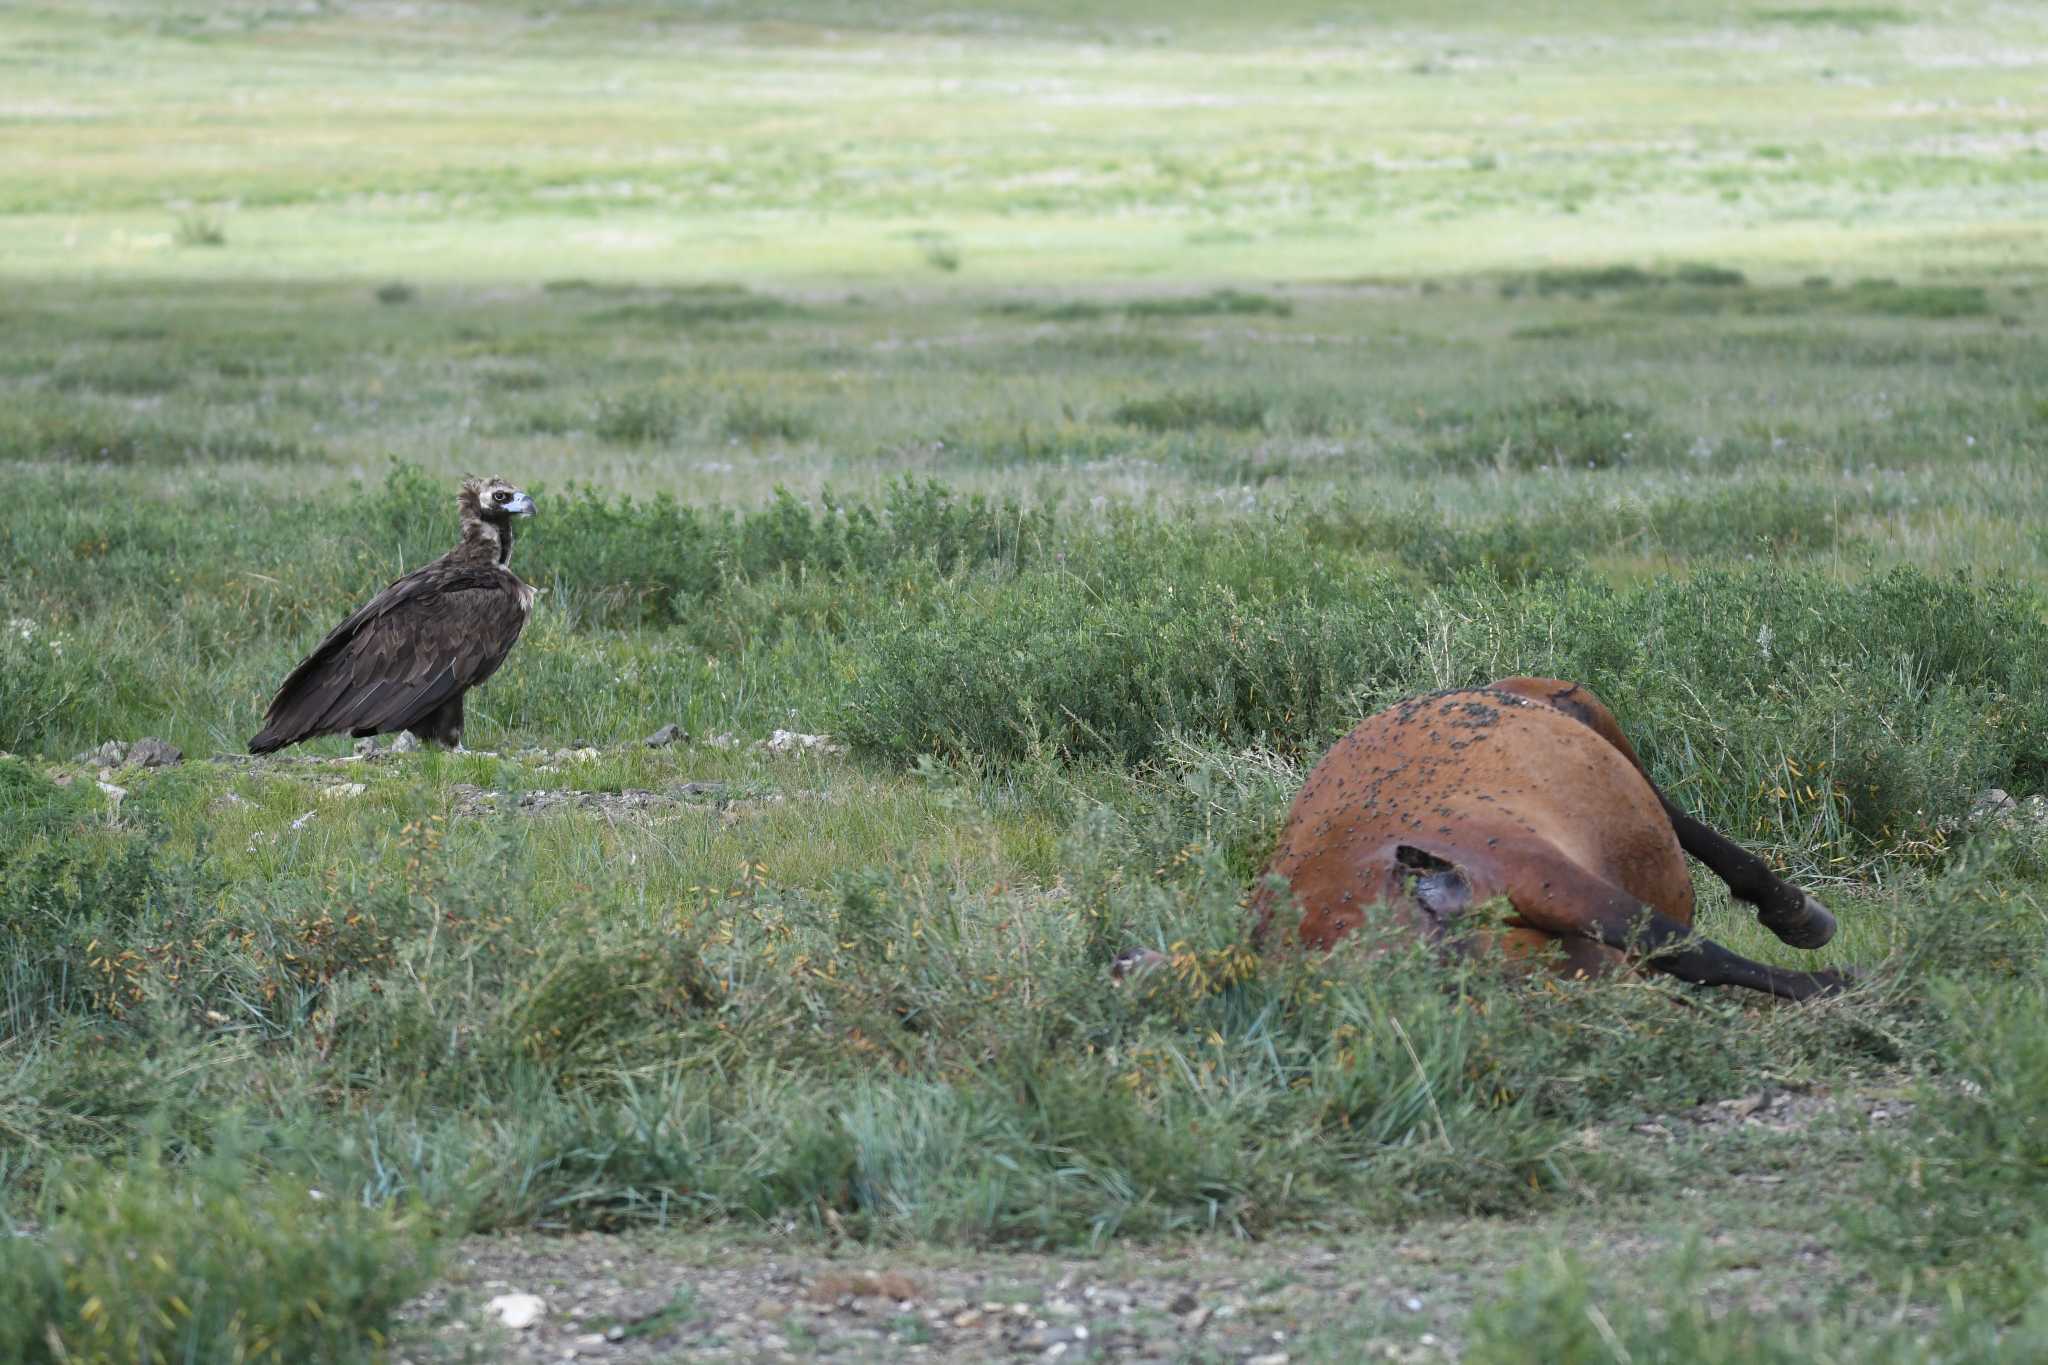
[4,2,2048,1360]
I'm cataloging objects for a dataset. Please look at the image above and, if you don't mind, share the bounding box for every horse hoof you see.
[1765,893,1837,950]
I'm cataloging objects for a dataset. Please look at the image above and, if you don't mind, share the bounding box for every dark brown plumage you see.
[249,477,538,754]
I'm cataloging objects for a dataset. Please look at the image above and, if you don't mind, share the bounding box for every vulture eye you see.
[492,490,512,504]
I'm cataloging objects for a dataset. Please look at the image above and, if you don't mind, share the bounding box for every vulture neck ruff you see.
[455,486,519,570]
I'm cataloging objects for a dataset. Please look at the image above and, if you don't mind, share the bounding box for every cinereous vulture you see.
[249,476,538,754]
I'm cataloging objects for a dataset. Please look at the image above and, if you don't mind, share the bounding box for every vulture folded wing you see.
[250,566,530,751]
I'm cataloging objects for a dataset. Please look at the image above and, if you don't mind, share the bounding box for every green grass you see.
[4,0,2048,1358]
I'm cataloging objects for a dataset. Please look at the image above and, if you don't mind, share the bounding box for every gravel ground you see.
[398,1231,1459,1364]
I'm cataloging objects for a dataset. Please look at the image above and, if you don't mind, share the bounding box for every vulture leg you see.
[417,694,466,749]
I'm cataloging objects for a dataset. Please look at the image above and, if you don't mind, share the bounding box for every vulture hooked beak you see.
[504,490,536,517]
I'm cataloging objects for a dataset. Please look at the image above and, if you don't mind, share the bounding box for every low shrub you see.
[1123,288,1292,319]
[1111,388,1268,432]
[1422,392,1671,472]
[1843,965,2048,1318]
[0,1146,431,1365]
[1465,1242,2042,1363]
[592,387,684,445]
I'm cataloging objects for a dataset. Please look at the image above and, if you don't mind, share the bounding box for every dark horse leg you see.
[1655,799,1837,949]
[1494,679,1838,951]
[1500,850,1852,1002]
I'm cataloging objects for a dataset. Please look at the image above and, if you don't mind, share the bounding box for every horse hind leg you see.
[1488,677,1837,951]
[1658,804,1836,949]
[1500,847,1851,1002]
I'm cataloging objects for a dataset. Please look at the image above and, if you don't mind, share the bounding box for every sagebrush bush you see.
[843,551,2048,872]
[0,760,223,1031]
[592,386,685,444]
[842,571,1409,765]
[0,1146,431,1365]
[1422,392,1672,472]
[1110,388,1268,432]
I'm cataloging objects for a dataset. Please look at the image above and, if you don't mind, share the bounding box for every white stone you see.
[488,1293,547,1330]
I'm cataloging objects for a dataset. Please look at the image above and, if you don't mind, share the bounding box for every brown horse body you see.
[1252,678,1849,1000]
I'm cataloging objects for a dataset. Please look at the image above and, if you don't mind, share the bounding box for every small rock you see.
[488,1293,547,1330]
[1971,787,2015,816]
[952,1309,984,1328]
[389,732,421,754]
[1719,1093,1771,1120]
[1169,1290,1200,1315]
[320,782,368,800]
[645,723,686,748]
[96,779,128,808]
[77,740,127,766]
[1021,1325,1085,1351]
[757,729,847,756]
[354,737,381,757]
[1248,1355,1291,1365]
[127,737,181,768]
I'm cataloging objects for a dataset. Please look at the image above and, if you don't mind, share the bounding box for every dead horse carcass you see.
[1251,677,1852,1001]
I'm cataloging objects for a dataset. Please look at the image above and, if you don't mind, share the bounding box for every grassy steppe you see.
[4,0,2048,1359]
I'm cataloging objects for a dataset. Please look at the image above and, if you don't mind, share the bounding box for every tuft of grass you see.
[1848,281,1993,319]
[1111,388,1267,432]
[172,213,225,248]
[593,387,685,445]
[592,284,799,327]
[910,230,962,272]
[373,281,416,305]
[987,299,1111,322]
[1523,264,1659,296]
[1423,392,1663,472]
[1124,288,1292,319]
[1751,6,1909,28]
[721,392,814,444]
[1674,262,1748,287]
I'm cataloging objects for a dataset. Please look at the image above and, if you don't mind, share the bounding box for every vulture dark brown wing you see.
[249,564,529,752]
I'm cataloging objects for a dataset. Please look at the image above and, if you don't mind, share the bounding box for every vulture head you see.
[463,476,536,524]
